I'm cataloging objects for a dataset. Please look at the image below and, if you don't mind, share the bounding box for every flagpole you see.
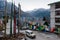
[4,0,7,37]
[18,3,21,34]
[10,0,13,36]
[13,2,16,36]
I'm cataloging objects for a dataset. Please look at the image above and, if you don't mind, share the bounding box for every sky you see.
[7,0,60,11]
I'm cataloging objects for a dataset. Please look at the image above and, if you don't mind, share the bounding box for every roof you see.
[48,1,60,5]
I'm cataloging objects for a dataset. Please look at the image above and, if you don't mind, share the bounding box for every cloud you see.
[8,0,60,11]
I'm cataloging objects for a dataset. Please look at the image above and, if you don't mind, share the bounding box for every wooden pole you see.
[13,2,16,36]
[18,3,21,34]
[4,0,7,37]
[10,0,13,36]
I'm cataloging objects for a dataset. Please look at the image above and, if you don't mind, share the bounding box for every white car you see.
[25,30,36,38]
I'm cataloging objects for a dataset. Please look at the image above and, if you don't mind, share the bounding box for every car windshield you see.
[30,32,33,34]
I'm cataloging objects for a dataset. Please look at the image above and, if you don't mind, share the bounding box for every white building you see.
[49,1,60,28]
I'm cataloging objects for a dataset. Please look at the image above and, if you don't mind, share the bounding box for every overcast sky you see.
[7,0,60,11]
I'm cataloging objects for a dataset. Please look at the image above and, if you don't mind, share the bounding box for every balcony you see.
[55,16,60,18]
[55,10,60,16]
[55,25,60,27]
[55,23,60,25]
[55,8,60,11]
[55,2,60,9]
[55,18,60,23]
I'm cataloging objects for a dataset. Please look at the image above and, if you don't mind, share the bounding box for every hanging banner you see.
[13,3,16,35]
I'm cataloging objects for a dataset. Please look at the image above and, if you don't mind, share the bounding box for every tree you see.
[43,17,46,21]
[44,21,49,26]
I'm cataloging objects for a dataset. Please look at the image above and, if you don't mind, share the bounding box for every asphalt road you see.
[26,31,60,40]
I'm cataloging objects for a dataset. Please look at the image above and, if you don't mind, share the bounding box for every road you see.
[26,31,60,40]
[4,19,60,40]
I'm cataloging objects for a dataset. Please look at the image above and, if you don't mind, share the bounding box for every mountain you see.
[27,8,50,17]
[26,8,50,20]
[0,1,50,21]
[0,1,16,18]
[0,1,31,18]
[20,11,32,17]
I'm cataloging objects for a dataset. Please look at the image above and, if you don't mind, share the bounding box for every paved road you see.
[4,20,60,40]
[26,31,60,40]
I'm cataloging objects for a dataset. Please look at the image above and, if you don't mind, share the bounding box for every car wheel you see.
[25,38,27,40]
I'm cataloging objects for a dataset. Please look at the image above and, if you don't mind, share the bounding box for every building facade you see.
[49,1,60,28]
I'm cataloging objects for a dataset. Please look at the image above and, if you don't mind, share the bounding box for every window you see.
[30,32,33,34]
[55,25,60,28]
[55,18,60,23]
[55,10,60,15]
[55,2,60,9]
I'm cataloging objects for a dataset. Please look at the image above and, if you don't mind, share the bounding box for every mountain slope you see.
[0,1,31,18]
[26,8,50,20]
[0,1,50,20]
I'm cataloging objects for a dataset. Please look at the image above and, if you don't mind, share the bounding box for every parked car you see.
[25,30,36,38]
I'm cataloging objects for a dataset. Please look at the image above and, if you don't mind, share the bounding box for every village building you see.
[49,1,60,28]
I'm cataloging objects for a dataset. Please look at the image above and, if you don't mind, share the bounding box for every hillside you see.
[0,1,50,21]
[26,8,50,20]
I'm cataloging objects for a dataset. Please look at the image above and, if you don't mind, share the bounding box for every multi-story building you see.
[49,1,60,28]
